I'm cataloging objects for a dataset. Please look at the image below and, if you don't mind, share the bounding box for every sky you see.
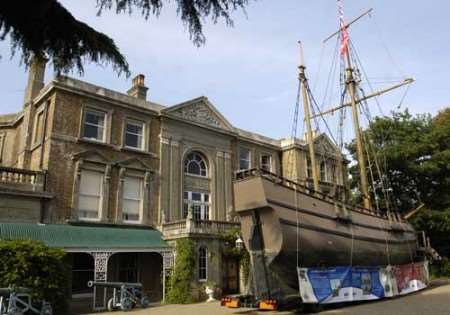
[0,0,449,140]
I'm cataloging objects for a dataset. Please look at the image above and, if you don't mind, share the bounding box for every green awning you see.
[0,223,169,251]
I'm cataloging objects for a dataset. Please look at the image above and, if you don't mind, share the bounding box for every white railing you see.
[161,219,240,239]
[0,166,46,192]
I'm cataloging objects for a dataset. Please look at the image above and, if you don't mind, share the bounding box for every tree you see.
[346,110,441,212]
[0,240,70,313]
[0,0,252,75]
[347,108,450,263]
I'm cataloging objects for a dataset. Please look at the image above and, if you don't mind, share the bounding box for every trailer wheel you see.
[120,297,133,311]
[140,296,150,308]
[107,298,116,312]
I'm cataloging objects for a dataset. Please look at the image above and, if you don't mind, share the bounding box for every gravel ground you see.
[84,283,450,315]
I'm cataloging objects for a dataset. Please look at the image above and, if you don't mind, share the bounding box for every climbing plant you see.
[221,227,250,285]
[165,238,196,304]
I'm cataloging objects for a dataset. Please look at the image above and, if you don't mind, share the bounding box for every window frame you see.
[320,161,327,182]
[81,108,107,143]
[239,147,251,170]
[198,247,208,282]
[260,153,272,172]
[183,191,210,221]
[77,169,104,221]
[122,175,144,224]
[184,152,208,178]
[124,119,146,151]
[32,109,45,145]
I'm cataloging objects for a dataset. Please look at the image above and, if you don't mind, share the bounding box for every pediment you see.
[163,97,233,131]
[314,133,340,155]
[72,150,111,164]
[116,157,152,171]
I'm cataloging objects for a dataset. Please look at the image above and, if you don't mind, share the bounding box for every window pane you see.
[239,148,250,170]
[125,133,139,148]
[123,177,142,222]
[83,111,105,141]
[125,121,143,148]
[124,177,142,199]
[79,195,100,212]
[80,171,103,195]
[184,152,207,176]
[126,122,142,134]
[85,111,105,125]
[187,161,201,175]
[191,192,201,201]
[123,200,140,215]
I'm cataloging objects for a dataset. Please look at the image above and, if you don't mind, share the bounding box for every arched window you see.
[184,152,207,177]
[198,247,208,281]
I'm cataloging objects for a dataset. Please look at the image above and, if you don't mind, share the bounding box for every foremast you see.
[298,42,320,192]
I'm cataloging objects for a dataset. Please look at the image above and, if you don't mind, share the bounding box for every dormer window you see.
[184,152,207,177]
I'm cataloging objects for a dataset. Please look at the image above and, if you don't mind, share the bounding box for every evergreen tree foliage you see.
[166,238,196,304]
[0,0,252,75]
[347,108,450,263]
[0,240,70,313]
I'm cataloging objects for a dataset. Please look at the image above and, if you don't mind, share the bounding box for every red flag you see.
[338,0,349,57]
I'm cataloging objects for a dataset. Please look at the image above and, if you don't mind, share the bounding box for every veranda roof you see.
[0,223,169,251]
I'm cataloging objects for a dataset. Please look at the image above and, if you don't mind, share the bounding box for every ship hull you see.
[233,172,419,297]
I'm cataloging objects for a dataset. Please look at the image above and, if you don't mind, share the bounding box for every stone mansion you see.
[0,56,346,310]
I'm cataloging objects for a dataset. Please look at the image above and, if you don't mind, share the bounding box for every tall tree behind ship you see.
[346,108,450,258]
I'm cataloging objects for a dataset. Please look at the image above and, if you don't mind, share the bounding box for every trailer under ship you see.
[232,2,435,306]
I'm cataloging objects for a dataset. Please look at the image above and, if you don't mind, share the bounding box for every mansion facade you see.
[0,57,346,310]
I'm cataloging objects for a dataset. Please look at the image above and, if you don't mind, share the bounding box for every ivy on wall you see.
[221,227,250,285]
[165,238,196,304]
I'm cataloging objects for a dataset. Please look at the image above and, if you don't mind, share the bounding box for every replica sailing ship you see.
[233,1,432,305]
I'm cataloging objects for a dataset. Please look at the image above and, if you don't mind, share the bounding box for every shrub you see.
[0,240,70,313]
[165,239,196,304]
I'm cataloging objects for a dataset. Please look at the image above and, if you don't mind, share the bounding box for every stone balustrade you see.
[0,166,47,192]
[161,218,240,239]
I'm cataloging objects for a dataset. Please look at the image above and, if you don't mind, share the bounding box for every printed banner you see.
[298,261,429,304]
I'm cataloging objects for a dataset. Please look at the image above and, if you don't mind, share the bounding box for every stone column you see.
[223,152,233,220]
[70,160,83,220]
[100,165,111,222]
[115,167,126,223]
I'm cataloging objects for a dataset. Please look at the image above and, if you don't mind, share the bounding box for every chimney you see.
[127,74,148,100]
[24,54,47,105]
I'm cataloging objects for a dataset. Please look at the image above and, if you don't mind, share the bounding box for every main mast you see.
[339,1,371,209]
[344,53,371,209]
[298,42,320,192]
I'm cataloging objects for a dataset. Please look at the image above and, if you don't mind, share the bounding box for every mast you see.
[298,42,320,192]
[345,54,371,209]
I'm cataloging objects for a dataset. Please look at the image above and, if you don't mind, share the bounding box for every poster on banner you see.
[298,261,429,304]
[298,266,384,304]
[393,262,429,295]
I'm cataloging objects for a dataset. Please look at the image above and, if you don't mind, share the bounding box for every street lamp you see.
[235,235,244,250]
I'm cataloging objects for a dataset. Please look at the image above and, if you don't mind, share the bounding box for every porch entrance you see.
[222,256,239,294]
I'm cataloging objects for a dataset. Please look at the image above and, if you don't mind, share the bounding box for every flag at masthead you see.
[338,0,350,57]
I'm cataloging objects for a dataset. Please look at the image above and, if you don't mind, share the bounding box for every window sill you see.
[184,173,210,180]
[121,146,158,158]
[78,138,113,148]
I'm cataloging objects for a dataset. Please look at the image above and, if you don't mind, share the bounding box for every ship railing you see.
[234,168,389,220]
[0,166,47,192]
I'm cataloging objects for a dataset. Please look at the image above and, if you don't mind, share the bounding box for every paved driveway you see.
[84,284,450,315]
